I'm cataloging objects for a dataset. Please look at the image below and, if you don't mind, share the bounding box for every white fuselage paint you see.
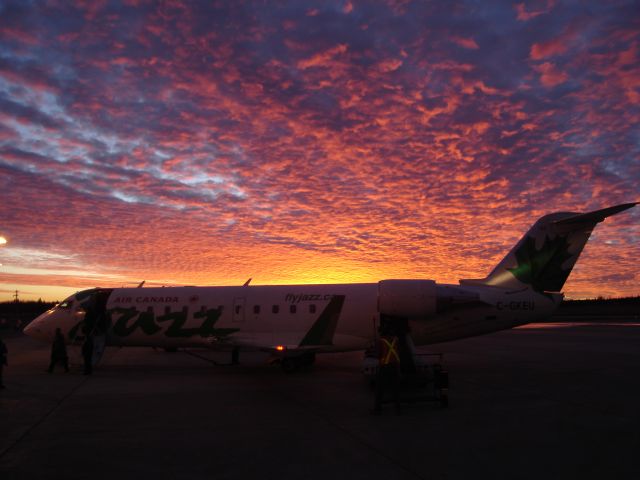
[106,284,378,351]
[25,283,561,352]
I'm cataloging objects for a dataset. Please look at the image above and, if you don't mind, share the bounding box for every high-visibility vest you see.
[379,336,400,366]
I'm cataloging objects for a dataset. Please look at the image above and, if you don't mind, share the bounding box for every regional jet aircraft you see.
[24,203,637,370]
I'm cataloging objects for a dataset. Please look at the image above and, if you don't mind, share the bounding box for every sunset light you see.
[0,1,638,302]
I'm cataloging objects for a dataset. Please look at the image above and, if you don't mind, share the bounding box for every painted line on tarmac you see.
[0,346,121,461]
[0,374,91,461]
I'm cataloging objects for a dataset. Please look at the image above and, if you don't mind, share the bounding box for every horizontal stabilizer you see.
[554,202,638,225]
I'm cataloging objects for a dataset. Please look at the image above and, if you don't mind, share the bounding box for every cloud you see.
[296,44,349,70]
[533,62,568,87]
[451,36,479,50]
[515,1,555,22]
[0,1,638,301]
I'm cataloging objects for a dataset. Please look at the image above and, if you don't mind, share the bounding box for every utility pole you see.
[13,290,19,303]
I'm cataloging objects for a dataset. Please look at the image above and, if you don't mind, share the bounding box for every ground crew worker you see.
[82,335,94,375]
[48,328,69,373]
[82,297,98,336]
[373,324,401,414]
[0,335,7,389]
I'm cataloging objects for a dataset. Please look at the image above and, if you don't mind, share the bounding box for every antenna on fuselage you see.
[243,278,251,286]
[137,280,145,288]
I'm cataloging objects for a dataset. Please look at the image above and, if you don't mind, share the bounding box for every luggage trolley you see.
[362,349,449,408]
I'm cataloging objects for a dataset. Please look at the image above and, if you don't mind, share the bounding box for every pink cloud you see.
[515,1,555,21]
[530,38,569,60]
[296,44,349,70]
[377,58,403,72]
[451,36,479,50]
[529,22,580,60]
[0,25,40,46]
[533,61,568,87]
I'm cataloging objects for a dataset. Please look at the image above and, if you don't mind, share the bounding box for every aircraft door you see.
[68,288,113,368]
[232,297,245,323]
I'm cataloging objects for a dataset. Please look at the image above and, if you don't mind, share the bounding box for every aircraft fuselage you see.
[25,283,561,351]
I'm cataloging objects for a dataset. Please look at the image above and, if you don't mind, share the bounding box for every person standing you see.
[82,297,98,336]
[373,323,402,414]
[0,335,7,389]
[82,335,94,375]
[48,328,69,373]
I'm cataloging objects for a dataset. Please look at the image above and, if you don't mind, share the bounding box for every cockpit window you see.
[57,295,76,309]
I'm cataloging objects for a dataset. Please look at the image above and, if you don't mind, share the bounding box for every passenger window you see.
[309,304,316,314]
[253,305,260,314]
[272,305,279,314]
[290,305,297,314]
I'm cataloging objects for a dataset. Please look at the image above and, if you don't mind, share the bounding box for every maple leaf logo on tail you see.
[507,234,574,293]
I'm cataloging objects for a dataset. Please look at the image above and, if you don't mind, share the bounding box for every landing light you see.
[276,345,285,351]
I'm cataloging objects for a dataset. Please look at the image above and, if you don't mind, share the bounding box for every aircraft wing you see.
[216,295,346,352]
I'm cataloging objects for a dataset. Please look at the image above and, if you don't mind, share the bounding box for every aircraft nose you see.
[23,315,45,340]
[22,320,37,337]
[23,320,36,336]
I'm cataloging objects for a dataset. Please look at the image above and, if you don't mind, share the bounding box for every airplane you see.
[24,202,637,371]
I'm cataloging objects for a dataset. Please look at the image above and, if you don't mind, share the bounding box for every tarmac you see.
[1,322,640,480]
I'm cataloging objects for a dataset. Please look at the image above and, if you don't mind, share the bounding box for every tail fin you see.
[460,203,637,293]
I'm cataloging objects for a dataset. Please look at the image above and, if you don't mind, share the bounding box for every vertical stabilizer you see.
[460,203,637,293]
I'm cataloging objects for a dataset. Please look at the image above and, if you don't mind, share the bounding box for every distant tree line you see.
[563,296,640,305]
[0,300,57,330]
[555,296,640,317]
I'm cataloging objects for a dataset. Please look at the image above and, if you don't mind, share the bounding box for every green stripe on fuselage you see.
[298,295,345,347]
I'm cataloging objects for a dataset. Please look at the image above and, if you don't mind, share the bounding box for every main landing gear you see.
[214,347,240,366]
[280,352,316,373]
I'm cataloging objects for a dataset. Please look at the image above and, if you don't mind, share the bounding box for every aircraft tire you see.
[300,352,316,368]
[440,391,449,408]
[281,357,299,373]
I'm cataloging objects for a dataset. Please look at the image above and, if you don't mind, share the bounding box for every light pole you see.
[0,236,5,267]
[0,237,5,303]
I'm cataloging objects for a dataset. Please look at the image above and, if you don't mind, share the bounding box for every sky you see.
[0,0,639,302]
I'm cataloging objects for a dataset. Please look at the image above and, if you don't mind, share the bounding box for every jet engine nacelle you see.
[378,279,438,318]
